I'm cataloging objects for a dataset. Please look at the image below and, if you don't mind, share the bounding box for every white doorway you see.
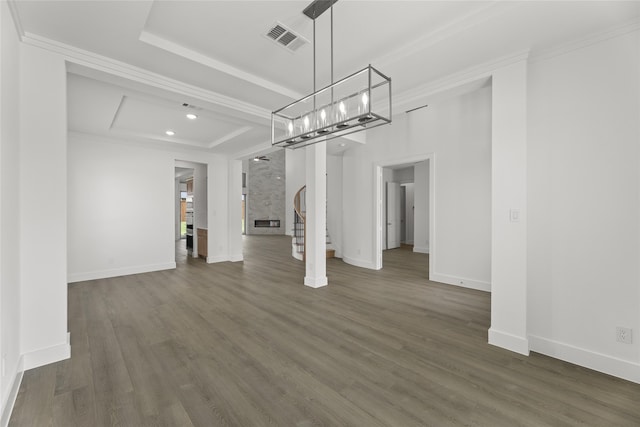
[375,155,434,274]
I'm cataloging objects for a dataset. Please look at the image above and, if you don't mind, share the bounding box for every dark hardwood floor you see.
[9,236,640,426]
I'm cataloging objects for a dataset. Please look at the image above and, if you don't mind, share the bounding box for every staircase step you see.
[326,249,335,259]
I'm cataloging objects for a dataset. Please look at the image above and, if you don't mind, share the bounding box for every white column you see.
[227,159,244,262]
[489,59,529,355]
[304,140,328,288]
[20,44,70,369]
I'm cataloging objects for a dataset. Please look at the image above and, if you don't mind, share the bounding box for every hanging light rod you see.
[271,0,392,150]
[303,0,339,19]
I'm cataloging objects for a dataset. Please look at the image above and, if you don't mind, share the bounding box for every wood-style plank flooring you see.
[9,236,640,426]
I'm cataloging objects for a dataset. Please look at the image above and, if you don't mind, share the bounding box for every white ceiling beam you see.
[139,30,304,101]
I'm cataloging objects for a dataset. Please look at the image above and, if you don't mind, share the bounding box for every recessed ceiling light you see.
[165,130,175,136]
[339,142,346,147]
[186,113,197,120]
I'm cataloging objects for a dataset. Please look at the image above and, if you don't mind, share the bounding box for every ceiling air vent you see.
[265,22,308,53]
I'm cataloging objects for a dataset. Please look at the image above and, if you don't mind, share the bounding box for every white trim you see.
[6,0,24,40]
[208,126,252,149]
[304,276,328,288]
[139,30,303,101]
[430,272,490,293]
[21,33,271,124]
[373,154,435,275]
[67,262,176,283]
[530,19,640,63]
[228,254,244,262]
[488,328,530,356]
[529,335,640,385]
[0,358,23,427]
[22,333,71,371]
[413,245,429,254]
[376,1,519,71]
[342,256,378,270]
[206,255,229,263]
[394,50,529,113]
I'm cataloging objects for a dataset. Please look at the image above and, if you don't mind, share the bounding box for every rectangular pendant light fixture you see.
[271,0,392,150]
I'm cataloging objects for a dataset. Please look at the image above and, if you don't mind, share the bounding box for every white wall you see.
[174,177,181,240]
[193,162,207,256]
[0,2,23,422]
[382,168,394,250]
[403,183,414,244]
[394,167,414,183]
[68,134,176,281]
[68,133,236,277]
[527,30,640,381]
[343,86,492,287]
[488,60,529,355]
[413,161,429,253]
[19,44,70,370]
[327,154,343,257]
[227,159,243,261]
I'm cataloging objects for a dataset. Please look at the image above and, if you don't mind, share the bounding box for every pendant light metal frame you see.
[271,0,392,150]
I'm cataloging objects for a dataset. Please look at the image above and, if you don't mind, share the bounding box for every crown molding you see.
[6,0,25,40]
[376,1,519,70]
[394,49,530,113]
[21,32,272,125]
[208,126,253,149]
[529,18,640,63]
[139,30,303,101]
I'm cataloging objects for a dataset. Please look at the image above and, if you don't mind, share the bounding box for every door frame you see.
[373,154,435,274]
[386,181,401,249]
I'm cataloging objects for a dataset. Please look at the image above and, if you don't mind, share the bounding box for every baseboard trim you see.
[343,256,377,270]
[1,358,24,427]
[228,253,243,262]
[413,245,429,254]
[430,272,491,292]
[488,328,530,356]
[22,332,71,371]
[529,335,640,384]
[206,255,229,263]
[304,276,328,288]
[68,262,176,283]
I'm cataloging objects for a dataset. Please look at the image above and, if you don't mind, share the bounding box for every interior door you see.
[386,182,401,249]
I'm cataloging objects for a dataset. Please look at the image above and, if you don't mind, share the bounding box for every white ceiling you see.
[11,0,640,158]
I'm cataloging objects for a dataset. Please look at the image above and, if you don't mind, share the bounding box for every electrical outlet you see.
[616,327,632,344]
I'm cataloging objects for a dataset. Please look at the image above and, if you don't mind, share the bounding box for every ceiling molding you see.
[207,126,253,149]
[68,130,223,157]
[139,30,303,101]
[393,49,530,113]
[375,1,519,70]
[232,139,276,161]
[6,0,25,40]
[21,32,272,125]
[529,18,640,63]
[109,128,210,149]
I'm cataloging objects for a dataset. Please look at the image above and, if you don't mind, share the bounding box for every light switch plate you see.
[510,209,520,222]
